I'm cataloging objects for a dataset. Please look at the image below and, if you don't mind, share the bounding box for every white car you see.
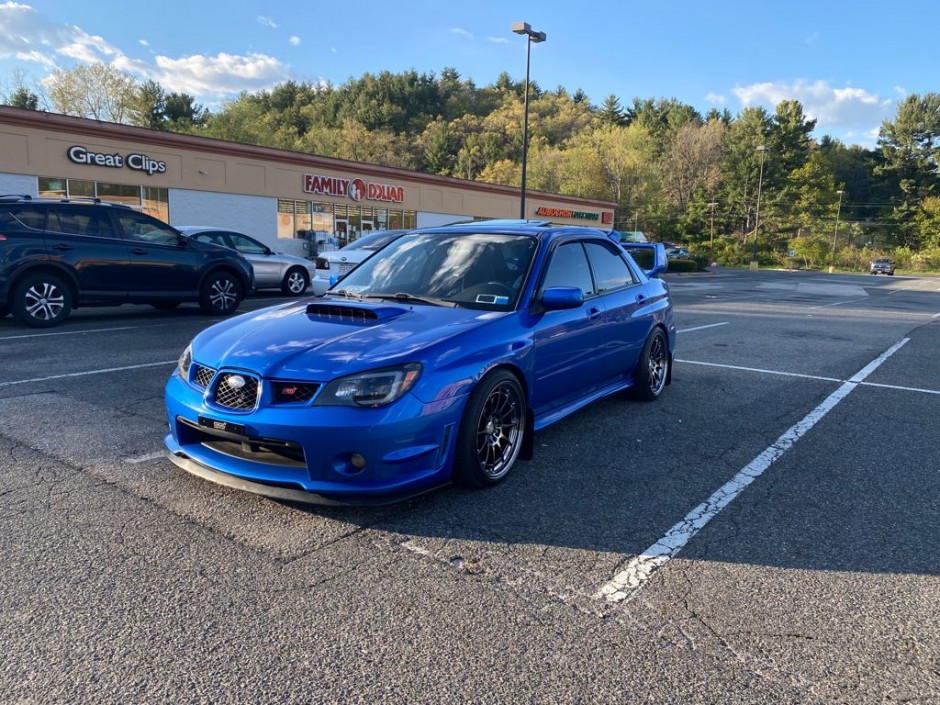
[311,229,408,295]
[178,227,317,295]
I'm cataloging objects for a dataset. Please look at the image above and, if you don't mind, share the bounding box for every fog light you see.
[350,453,367,470]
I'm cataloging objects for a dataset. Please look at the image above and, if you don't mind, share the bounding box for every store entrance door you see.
[335,219,349,248]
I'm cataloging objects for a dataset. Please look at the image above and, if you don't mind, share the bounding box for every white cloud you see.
[451,28,473,39]
[732,79,894,133]
[705,92,726,105]
[487,36,509,44]
[138,39,149,47]
[0,4,293,101]
[289,36,301,46]
[257,16,278,29]
[152,52,291,97]
[0,2,120,67]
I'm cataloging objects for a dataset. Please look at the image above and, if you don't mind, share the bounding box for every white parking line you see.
[0,325,141,341]
[932,312,940,319]
[676,359,841,383]
[677,322,729,334]
[0,360,176,388]
[596,337,910,604]
[809,298,866,309]
[125,451,166,464]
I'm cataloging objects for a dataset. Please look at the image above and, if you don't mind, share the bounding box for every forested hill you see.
[5,64,940,270]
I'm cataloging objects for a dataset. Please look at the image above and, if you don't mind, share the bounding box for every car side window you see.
[584,241,636,292]
[115,212,180,246]
[0,206,46,231]
[228,233,266,254]
[45,205,115,239]
[541,242,595,297]
[194,231,229,248]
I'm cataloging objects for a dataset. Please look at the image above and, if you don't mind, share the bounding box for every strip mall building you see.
[0,106,616,257]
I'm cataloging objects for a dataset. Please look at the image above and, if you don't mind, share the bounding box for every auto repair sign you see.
[303,173,404,204]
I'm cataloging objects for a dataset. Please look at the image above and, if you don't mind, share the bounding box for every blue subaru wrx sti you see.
[164,220,675,505]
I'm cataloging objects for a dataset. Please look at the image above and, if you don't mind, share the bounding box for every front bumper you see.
[164,373,464,503]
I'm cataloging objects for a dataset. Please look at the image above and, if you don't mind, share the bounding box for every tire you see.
[151,301,181,310]
[453,369,526,488]
[281,267,309,295]
[632,328,670,401]
[199,271,242,316]
[12,272,73,327]
[0,303,9,318]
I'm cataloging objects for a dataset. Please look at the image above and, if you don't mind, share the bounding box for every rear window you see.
[0,206,46,232]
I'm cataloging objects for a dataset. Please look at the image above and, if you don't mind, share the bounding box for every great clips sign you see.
[67,145,167,176]
[303,173,405,204]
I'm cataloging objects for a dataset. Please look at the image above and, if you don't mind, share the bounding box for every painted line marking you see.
[809,298,865,309]
[677,322,729,334]
[888,286,916,295]
[859,381,940,396]
[597,338,910,604]
[0,325,140,341]
[0,360,176,388]
[676,359,841,383]
[125,451,166,464]
[932,312,940,319]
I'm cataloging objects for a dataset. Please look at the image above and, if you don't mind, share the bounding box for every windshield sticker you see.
[475,294,510,305]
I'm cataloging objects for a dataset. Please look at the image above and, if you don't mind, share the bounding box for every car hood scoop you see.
[304,301,405,325]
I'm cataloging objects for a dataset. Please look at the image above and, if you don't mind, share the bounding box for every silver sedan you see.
[178,226,317,295]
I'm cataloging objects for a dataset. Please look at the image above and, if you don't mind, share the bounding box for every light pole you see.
[829,189,845,273]
[751,145,767,270]
[707,201,718,259]
[511,21,546,219]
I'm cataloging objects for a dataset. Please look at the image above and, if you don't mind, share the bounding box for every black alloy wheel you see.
[199,272,242,315]
[12,273,73,327]
[632,328,669,401]
[282,267,309,295]
[454,369,526,488]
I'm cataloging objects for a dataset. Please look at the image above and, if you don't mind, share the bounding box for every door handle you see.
[588,307,603,321]
[52,243,72,251]
[130,248,147,255]
[636,293,647,305]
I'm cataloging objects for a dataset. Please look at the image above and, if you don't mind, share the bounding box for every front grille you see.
[306,303,378,324]
[273,381,320,404]
[213,372,260,410]
[194,364,215,388]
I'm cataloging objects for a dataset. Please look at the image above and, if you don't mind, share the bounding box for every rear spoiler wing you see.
[608,234,668,277]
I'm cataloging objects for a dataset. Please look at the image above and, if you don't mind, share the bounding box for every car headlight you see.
[314,363,422,408]
[177,342,193,380]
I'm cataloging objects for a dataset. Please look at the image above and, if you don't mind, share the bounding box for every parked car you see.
[0,195,253,327]
[165,220,675,505]
[178,226,317,295]
[665,247,691,260]
[311,229,409,295]
[869,258,895,275]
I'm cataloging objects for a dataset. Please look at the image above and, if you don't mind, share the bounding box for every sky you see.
[1,0,938,149]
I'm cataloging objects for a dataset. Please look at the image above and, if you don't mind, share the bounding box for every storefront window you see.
[387,210,402,230]
[37,178,169,222]
[403,210,416,229]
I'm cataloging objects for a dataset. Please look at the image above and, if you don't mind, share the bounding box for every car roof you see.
[424,218,611,244]
[0,194,134,209]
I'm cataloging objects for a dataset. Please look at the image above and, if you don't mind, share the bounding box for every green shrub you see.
[667,258,699,273]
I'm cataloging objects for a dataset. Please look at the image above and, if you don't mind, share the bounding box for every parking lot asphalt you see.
[1,269,938,704]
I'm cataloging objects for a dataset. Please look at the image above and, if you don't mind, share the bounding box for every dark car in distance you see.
[0,195,254,327]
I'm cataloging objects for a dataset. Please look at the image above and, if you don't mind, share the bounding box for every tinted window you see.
[541,242,595,296]
[45,205,115,239]
[0,206,45,232]
[115,211,180,246]
[584,241,636,292]
[227,233,267,254]
[192,232,229,247]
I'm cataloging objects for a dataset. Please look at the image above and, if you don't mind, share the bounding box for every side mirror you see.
[541,286,584,310]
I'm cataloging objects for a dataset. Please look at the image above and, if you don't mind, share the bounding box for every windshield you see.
[343,229,405,252]
[331,232,537,310]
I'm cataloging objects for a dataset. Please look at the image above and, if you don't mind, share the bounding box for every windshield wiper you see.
[330,289,361,298]
[361,293,457,307]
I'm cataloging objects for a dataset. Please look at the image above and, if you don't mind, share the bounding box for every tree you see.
[598,94,626,126]
[769,100,816,177]
[660,120,726,213]
[132,80,167,129]
[877,92,940,246]
[6,86,39,110]
[46,63,140,123]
